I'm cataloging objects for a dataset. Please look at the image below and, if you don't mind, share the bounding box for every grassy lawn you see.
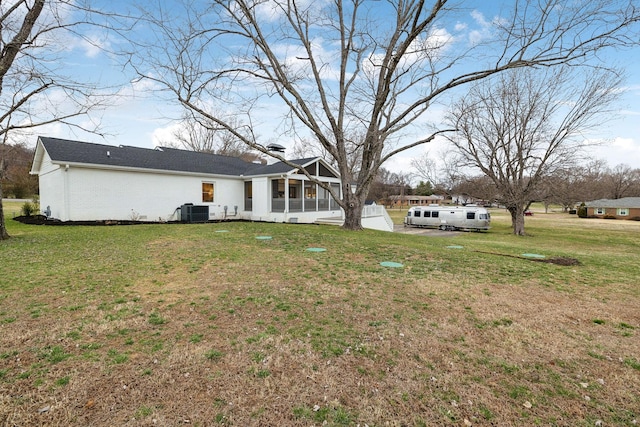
[1,207,638,426]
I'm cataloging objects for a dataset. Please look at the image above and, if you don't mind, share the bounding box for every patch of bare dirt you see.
[474,250,582,266]
[536,256,582,266]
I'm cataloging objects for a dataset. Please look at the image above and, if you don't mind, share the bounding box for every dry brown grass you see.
[1,214,639,426]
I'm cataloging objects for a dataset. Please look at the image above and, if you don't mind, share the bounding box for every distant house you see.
[584,197,640,219]
[30,137,345,225]
[387,194,444,207]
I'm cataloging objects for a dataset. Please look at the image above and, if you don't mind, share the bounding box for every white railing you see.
[362,204,394,231]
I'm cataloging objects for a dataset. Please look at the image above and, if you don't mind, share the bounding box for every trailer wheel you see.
[439,225,446,231]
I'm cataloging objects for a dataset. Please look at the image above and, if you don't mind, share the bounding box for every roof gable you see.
[245,157,319,176]
[30,138,47,174]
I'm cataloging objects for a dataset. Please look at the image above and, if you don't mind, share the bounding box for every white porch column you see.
[284,177,289,213]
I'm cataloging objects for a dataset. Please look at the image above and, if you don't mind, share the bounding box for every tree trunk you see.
[341,188,364,231]
[508,206,526,236]
[0,183,9,240]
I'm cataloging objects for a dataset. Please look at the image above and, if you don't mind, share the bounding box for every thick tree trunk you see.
[0,184,9,240]
[508,206,526,236]
[342,201,363,230]
[341,187,364,231]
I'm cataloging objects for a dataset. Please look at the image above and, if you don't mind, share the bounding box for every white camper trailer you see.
[404,205,491,231]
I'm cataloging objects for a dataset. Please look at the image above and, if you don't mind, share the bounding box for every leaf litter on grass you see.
[1,219,639,425]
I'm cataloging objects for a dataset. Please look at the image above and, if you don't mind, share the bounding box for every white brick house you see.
[30,137,344,224]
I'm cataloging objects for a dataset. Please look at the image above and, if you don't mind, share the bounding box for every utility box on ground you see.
[181,204,209,223]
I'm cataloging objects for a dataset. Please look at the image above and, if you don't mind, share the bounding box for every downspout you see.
[64,164,70,221]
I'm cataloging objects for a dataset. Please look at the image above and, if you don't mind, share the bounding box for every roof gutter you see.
[49,161,241,180]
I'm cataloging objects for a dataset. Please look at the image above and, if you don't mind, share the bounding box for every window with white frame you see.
[617,208,629,216]
[202,182,214,203]
[595,208,605,215]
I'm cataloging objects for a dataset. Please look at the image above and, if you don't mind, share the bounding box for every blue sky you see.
[36,1,640,176]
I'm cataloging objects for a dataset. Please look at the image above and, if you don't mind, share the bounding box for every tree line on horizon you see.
[367,163,640,210]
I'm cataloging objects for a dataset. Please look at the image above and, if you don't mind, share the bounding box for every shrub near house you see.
[584,197,640,220]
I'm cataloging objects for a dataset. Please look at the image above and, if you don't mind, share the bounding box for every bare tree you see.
[539,167,587,212]
[0,0,45,239]
[411,152,439,189]
[291,128,367,186]
[445,66,622,235]
[161,111,257,157]
[452,175,499,206]
[126,0,640,230]
[604,164,640,199]
[0,0,113,240]
[579,159,610,201]
[411,149,467,199]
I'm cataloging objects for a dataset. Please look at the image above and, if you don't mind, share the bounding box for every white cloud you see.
[271,36,345,81]
[465,9,507,46]
[251,0,332,22]
[363,27,454,77]
[586,137,640,168]
[152,123,183,147]
[76,34,111,58]
[611,136,639,152]
[468,30,485,46]
[470,10,491,28]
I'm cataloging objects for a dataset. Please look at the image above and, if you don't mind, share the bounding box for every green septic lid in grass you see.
[306,247,327,252]
[380,261,404,268]
[255,236,272,240]
[446,245,464,249]
[521,253,546,259]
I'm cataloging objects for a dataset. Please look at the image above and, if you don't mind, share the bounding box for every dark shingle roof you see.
[585,197,640,208]
[38,137,318,177]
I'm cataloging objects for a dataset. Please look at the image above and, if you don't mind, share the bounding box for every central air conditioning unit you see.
[181,204,209,223]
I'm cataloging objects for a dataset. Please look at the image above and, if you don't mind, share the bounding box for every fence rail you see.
[362,204,394,230]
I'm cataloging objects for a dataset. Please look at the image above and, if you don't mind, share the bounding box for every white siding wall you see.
[37,153,67,220]
[39,171,67,220]
[45,165,244,221]
[250,177,269,221]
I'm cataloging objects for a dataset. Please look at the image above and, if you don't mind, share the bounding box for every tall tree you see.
[445,66,622,235]
[0,0,109,240]
[604,164,640,199]
[126,0,640,230]
[0,0,45,239]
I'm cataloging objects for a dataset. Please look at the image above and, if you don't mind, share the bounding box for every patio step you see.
[314,216,344,226]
